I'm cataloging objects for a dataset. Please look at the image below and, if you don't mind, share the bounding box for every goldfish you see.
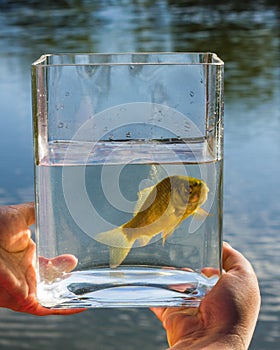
[96,175,209,268]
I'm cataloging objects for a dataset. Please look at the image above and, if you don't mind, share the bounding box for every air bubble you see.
[55,104,64,111]
[57,122,64,128]
[184,121,191,131]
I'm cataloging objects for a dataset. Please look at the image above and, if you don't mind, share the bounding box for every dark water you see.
[0,1,279,349]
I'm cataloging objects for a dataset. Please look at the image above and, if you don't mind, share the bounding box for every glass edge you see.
[32,54,52,66]
[31,52,224,67]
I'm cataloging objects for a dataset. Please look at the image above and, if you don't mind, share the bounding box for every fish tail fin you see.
[95,228,134,268]
[109,245,133,268]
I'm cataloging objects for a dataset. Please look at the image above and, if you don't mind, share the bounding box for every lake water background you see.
[0,1,279,349]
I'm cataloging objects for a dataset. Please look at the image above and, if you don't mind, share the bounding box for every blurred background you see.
[0,0,279,349]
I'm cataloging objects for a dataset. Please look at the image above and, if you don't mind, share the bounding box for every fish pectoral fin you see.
[109,245,133,268]
[162,230,174,246]
[193,207,209,220]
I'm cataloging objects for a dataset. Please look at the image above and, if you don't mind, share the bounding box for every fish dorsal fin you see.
[133,185,155,216]
[149,163,162,183]
[133,163,167,217]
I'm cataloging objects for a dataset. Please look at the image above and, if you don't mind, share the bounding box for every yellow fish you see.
[96,175,209,268]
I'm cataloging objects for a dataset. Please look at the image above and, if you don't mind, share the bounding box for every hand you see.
[151,242,261,350]
[0,203,84,315]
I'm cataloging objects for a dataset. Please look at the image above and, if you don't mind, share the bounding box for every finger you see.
[39,307,86,316]
[150,306,197,324]
[150,307,199,347]
[49,254,78,272]
[21,299,86,316]
[39,255,78,283]
[0,203,34,252]
[24,254,85,316]
[150,307,165,321]
[12,229,32,253]
[9,202,35,227]
[201,267,220,277]
[0,228,32,253]
[222,242,254,275]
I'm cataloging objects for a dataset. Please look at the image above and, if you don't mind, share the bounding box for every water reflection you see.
[0,1,279,102]
[0,1,279,349]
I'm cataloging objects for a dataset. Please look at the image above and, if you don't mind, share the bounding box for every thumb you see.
[222,242,256,277]
[8,202,35,227]
[0,202,35,252]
